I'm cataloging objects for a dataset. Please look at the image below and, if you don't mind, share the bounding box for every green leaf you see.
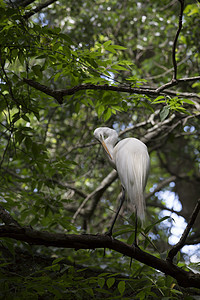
[24,136,32,150]
[160,106,170,121]
[32,65,43,79]
[59,33,74,44]
[97,104,105,117]
[152,96,166,104]
[106,46,117,54]
[1,238,15,257]
[52,257,64,265]
[182,99,194,105]
[85,288,94,296]
[103,108,112,121]
[54,72,62,82]
[15,131,25,145]
[31,142,40,159]
[12,112,20,123]
[136,290,145,300]
[98,277,105,288]
[52,264,60,271]
[111,64,128,71]
[63,46,71,59]
[118,281,125,295]
[112,45,127,50]
[0,98,7,112]
[22,114,30,122]
[103,40,112,48]
[106,277,115,288]
[18,51,25,65]
[144,216,171,234]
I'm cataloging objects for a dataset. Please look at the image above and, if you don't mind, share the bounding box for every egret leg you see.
[134,208,138,246]
[106,187,125,237]
[130,209,139,268]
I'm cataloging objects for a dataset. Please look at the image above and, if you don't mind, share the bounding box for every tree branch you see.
[167,199,200,262]
[172,0,184,80]
[2,167,87,198]
[145,176,176,199]
[22,78,157,104]
[23,0,58,19]
[72,170,118,222]
[0,224,200,288]
[0,204,21,227]
[155,0,185,93]
[48,178,87,198]
[23,76,200,104]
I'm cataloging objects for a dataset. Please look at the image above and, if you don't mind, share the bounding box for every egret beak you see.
[101,140,113,160]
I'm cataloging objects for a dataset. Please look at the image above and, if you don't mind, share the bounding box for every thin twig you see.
[145,176,176,199]
[72,170,118,223]
[167,199,200,262]
[23,0,58,19]
[19,0,37,7]
[172,0,184,80]
[0,133,12,169]
[155,0,185,93]
[0,204,21,227]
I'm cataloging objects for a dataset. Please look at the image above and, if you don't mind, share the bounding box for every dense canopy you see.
[0,0,200,298]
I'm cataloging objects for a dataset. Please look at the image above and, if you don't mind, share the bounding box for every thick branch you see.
[167,199,200,262]
[23,78,157,104]
[0,225,200,288]
[23,77,200,104]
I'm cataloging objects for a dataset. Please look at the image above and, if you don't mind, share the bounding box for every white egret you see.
[94,127,150,238]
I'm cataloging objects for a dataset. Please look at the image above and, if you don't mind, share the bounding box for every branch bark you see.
[23,77,200,105]
[0,224,200,288]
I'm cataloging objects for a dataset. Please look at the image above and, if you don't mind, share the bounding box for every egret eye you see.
[100,133,107,140]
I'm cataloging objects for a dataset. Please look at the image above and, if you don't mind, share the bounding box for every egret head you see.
[94,127,118,160]
[94,127,118,142]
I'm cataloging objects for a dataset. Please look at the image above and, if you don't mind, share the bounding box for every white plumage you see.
[94,127,150,222]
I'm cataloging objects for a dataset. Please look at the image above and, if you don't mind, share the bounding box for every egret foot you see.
[130,241,140,268]
[105,229,113,237]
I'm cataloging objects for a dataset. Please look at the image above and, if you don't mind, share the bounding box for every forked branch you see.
[167,199,200,262]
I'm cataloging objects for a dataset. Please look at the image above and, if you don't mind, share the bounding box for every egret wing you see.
[114,138,150,221]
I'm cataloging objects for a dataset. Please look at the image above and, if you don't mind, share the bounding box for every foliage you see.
[0,0,200,298]
[1,248,199,300]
